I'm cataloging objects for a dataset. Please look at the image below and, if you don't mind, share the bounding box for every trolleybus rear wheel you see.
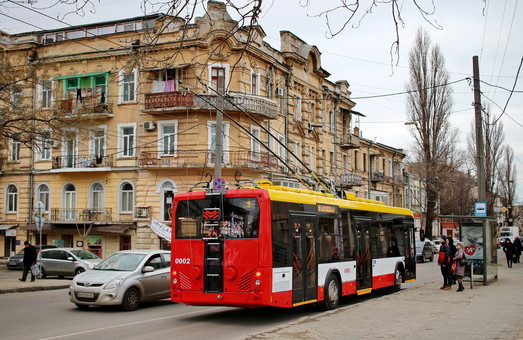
[320,273,340,310]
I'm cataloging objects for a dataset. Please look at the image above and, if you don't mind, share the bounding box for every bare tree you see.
[0,55,98,153]
[497,145,517,226]
[467,105,505,215]
[406,28,457,239]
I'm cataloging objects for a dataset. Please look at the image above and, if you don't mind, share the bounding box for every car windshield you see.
[94,253,146,271]
[70,249,100,260]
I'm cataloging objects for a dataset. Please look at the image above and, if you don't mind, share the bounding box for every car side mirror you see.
[67,257,75,261]
[143,265,155,273]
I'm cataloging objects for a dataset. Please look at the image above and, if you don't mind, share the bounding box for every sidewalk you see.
[249,262,523,340]
[0,260,71,294]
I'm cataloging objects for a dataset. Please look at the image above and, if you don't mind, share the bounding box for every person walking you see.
[19,241,37,282]
[437,235,452,290]
[503,239,515,268]
[453,242,467,292]
[513,237,522,263]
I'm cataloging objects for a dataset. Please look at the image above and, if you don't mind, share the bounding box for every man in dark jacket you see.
[437,235,452,290]
[20,241,37,282]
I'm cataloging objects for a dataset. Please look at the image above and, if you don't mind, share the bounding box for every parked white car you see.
[69,249,171,311]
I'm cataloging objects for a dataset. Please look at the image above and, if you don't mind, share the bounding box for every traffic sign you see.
[213,177,226,190]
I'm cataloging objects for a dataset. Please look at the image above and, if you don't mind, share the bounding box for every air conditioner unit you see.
[135,206,150,218]
[143,121,156,131]
[276,87,284,97]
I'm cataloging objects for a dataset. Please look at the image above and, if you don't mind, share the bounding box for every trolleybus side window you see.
[318,218,342,263]
[341,210,355,260]
[175,197,259,239]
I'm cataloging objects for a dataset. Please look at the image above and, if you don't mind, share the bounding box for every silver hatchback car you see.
[38,248,101,278]
[69,249,171,311]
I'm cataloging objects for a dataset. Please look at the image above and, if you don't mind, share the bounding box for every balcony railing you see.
[339,134,360,149]
[371,170,385,182]
[50,208,112,223]
[143,92,278,119]
[340,173,363,186]
[52,154,113,169]
[139,150,279,170]
[58,97,113,115]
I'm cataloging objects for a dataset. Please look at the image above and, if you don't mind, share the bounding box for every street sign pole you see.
[34,201,45,278]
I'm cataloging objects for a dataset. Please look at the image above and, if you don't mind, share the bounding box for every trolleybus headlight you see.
[172,278,178,284]
[254,279,261,286]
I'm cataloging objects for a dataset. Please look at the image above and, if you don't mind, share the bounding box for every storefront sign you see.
[151,217,172,242]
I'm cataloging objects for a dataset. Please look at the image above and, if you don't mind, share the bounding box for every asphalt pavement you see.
[1,258,522,340]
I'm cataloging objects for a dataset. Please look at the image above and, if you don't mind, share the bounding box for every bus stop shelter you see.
[440,215,498,285]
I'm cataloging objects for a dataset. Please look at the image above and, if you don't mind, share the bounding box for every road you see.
[0,260,441,340]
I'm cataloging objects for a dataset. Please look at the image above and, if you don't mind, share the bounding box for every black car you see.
[6,245,57,270]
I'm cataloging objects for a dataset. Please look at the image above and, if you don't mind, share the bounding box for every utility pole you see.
[473,56,487,203]
[214,78,224,179]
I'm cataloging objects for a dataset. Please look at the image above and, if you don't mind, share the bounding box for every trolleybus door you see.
[290,214,317,305]
[354,217,372,291]
[402,220,416,281]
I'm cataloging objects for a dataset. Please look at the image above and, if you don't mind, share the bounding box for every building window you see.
[251,72,259,95]
[251,126,261,160]
[119,69,137,103]
[39,80,53,109]
[9,135,21,162]
[37,184,50,212]
[12,86,22,110]
[278,134,286,166]
[63,132,78,168]
[63,183,77,220]
[209,66,226,93]
[159,121,178,156]
[161,181,175,222]
[6,184,18,213]
[36,135,51,161]
[90,183,104,210]
[120,182,134,213]
[330,111,336,133]
[118,124,136,157]
[92,128,106,159]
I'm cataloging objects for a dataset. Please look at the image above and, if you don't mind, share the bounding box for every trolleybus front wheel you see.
[319,273,340,311]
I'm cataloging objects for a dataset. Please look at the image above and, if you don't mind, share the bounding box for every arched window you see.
[90,183,104,210]
[120,182,134,213]
[161,181,175,221]
[63,183,77,220]
[6,184,18,213]
[36,184,50,212]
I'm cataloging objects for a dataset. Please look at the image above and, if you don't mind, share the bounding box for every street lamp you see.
[34,201,45,277]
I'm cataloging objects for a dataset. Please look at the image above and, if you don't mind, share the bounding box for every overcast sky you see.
[1,0,522,206]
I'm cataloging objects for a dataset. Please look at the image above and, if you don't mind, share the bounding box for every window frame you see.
[9,136,21,162]
[6,184,18,213]
[158,120,178,156]
[36,183,51,213]
[119,68,138,103]
[118,123,136,158]
[119,181,134,214]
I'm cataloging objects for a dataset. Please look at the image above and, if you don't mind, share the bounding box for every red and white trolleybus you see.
[170,180,416,310]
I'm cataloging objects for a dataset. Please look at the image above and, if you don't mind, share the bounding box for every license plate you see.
[77,292,94,299]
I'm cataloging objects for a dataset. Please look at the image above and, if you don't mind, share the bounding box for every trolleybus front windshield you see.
[175,197,260,239]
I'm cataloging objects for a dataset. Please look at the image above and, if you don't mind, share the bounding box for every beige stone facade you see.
[0,1,406,257]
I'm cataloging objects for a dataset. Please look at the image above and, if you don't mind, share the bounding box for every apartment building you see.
[0,1,407,257]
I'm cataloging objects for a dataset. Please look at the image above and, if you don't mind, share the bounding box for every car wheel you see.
[122,287,141,311]
[38,267,46,279]
[318,273,340,311]
[75,303,89,310]
[75,268,85,276]
[429,254,434,262]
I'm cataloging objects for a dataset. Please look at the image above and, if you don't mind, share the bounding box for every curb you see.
[0,284,70,294]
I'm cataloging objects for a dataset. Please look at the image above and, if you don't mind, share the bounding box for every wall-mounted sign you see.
[474,202,487,217]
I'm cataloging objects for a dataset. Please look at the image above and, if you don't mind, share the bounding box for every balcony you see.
[340,173,363,186]
[138,150,279,171]
[50,208,112,224]
[58,97,113,116]
[339,134,360,149]
[52,154,113,170]
[371,170,385,182]
[143,92,278,119]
